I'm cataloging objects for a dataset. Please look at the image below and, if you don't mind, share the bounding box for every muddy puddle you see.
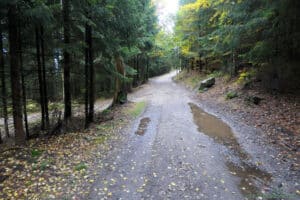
[189,103,248,159]
[226,162,271,196]
[135,117,151,136]
[189,103,271,196]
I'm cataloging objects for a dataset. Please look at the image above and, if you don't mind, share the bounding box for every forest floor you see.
[0,71,299,200]
[0,98,113,139]
[0,100,144,199]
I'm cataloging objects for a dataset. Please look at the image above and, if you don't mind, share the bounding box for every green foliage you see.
[31,149,43,158]
[237,69,256,85]
[175,0,300,90]
[39,160,50,171]
[26,100,40,113]
[179,0,197,5]
[96,123,113,132]
[125,65,137,77]
[117,91,127,104]
[48,102,64,111]
[74,163,87,171]
[102,108,111,115]
[93,135,107,144]
[226,91,238,100]
[0,0,158,118]
[149,30,179,76]
[209,71,223,78]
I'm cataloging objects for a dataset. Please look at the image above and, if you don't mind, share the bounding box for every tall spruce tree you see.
[8,3,25,144]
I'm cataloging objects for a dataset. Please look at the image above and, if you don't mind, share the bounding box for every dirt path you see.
[88,72,299,199]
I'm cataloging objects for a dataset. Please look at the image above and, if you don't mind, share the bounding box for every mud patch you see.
[189,102,247,159]
[189,102,271,196]
[135,117,151,136]
[227,162,271,196]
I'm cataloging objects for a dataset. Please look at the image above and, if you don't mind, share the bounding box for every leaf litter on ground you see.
[0,102,142,200]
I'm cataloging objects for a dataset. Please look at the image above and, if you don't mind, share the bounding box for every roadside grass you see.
[226,91,238,100]
[102,108,111,115]
[74,163,87,171]
[128,101,146,117]
[31,149,43,158]
[92,135,108,144]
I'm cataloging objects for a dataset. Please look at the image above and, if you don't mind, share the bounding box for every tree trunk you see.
[21,59,29,138]
[36,27,46,130]
[0,29,9,138]
[88,25,94,123]
[146,55,149,81]
[8,5,25,144]
[19,22,29,138]
[84,23,90,128]
[231,50,236,77]
[62,0,72,119]
[136,54,139,85]
[40,26,49,128]
[113,56,126,106]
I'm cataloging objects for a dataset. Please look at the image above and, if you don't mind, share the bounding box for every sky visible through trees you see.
[154,0,179,32]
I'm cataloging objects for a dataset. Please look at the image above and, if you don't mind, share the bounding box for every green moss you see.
[102,108,111,115]
[226,91,238,100]
[93,135,108,144]
[39,160,50,171]
[96,123,113,132]
[31,149,43,158]
[74,163,87,171]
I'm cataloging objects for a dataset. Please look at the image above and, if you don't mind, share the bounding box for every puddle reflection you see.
[135,117,151,136]
[189,103,271,196]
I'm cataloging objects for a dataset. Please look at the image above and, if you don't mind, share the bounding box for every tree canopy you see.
[0,0,158,143]
[175,0,300,89]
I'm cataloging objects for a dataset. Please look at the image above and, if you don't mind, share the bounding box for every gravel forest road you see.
[88,72,298,200]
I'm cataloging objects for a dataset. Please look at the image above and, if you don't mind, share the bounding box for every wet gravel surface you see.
[88,72,299,200]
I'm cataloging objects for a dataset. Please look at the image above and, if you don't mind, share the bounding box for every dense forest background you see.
[0,1,299,199]
[175,0,300,90]
[1,0,300,145]
[0,0,175,144]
